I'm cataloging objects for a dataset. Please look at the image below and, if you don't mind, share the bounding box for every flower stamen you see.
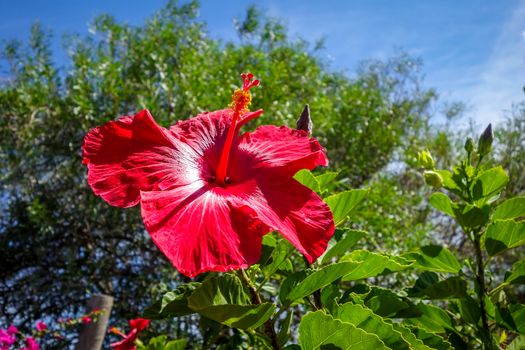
[215,72,261,186]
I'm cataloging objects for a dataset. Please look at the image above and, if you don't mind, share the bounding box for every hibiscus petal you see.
[169,109,231,167]
[238,125,328,175]
[82,110,200,208]
[140,182,269,277]
[246,177,334,263]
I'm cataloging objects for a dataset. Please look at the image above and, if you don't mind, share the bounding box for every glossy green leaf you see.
[341,250,414,281]
[187,275,275,329]
[407,272,467,299]
[404,244,462,273]
[405,325,453,350]
[458,297,481,325]
[165,339,188,350]
[277,310,293,346]
[294,169,320,193]
[471,166,508,200]
[262,239,293,277]
[405,303,454,333]
[364,287,411,317]
[493,197,525,220]
[429,192,455,217]
[392,323,434,350]
[143,283,200,319]
[324,189,368,225]
[484,220,525,256]
[435,169,461,192]
[505,258,525,285]
[282,262,360,303]
[508,335,525,350]
[454,204,490,228]
[322,229,367,263]
[335,303,412,350]
[315,171,339,192]
[299,311,389,350]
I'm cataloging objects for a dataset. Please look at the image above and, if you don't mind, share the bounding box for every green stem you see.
[473,231,492,348]
[237,269,282,350]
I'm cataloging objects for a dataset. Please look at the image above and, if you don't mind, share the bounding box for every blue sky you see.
[1,0,524,125]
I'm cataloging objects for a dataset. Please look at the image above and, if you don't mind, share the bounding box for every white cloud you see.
[458,1,525,126]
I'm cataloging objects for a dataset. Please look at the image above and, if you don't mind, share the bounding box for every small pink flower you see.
[0,327,16,349]
[22,337,39,350]
[6,326,17,336]
[35,322,47,332]
[82,316,92,324]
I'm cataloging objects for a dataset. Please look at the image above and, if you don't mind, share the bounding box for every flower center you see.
[215,73,262,186]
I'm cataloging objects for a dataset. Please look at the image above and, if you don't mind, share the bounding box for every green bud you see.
[464,137,474,154]
[424,170,443,189]
[417,150,435,170]
[477,123,493,157]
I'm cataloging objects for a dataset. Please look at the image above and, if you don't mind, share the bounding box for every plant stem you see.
[238,269,282,350]
[473,230,491,348]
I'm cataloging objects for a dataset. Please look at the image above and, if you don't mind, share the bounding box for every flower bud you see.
[477,123,493,157]
[296,104,313,134]
[424,170,443,189]
[464,137,474,154]
[417,150,435,170]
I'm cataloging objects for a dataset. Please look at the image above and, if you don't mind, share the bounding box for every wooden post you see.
[76,294,114,350]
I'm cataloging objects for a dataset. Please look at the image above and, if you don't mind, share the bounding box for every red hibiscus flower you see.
[110,318,149,350]
[83,73,335,277]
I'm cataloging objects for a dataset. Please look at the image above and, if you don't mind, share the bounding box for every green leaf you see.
[143,283,200,319]
[505,258,525,285]
[404,245,461,273]
[493,197,525,220]
[471,166,508,200]
[405,303,454,333]
[454,204,490,228]
[187,275,275,329]
[277,310,293,346]
[341,250,414,281]
[335,303,412,350]
[407,272,467,299]
[511,303,525,335]
[262,239,293,277]
[324,189,368,226]
[458,297,481,325]
[294,169,320,193]
[435,169,461,192]
[391,323,434,350]
[321,229,367,263]
[165,339,188,350]
[429,192,455,217]
[405,325,453,350]
[484,220,525,256]
[508,335,525,350]
[299,311,389,350]
[281,262,360,304]
[315,171,339,192]
[363,288,411,317]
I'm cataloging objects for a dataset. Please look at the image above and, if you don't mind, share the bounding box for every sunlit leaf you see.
[299,311,389,350]
[341,250,414,281]
[324,189,368,226]
[404,244,461,273]
[321,229,367,263]
[493,197,525,220]
[484,220,525,256]
[429,192,455,217]
[294,169,320,193]
[335,303,412,350]
[187,275,275,329]
[471,166,508,201]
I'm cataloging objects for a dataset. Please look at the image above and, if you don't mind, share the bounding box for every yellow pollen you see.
[230,89,252,115]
